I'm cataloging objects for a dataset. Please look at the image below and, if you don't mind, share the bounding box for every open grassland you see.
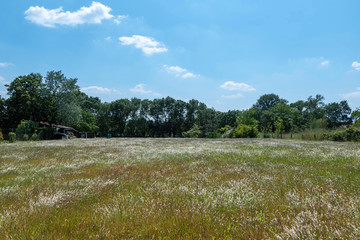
[1,138,360,239]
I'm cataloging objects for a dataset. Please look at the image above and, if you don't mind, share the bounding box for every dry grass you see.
[1,138,360,239]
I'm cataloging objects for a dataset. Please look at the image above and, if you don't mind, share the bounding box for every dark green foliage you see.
[36,128,54,140]
[9,132,16,143]
[15,120,39,140]
[182,124,201,138]
[325,101,352,128]
[325,127,360,142]
[5,73,52,128]
[22,134,29,141]
[1,71,360,141]
[0,131,3,141]
[30,133,39,141]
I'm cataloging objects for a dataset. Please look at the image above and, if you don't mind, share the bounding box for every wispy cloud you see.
[81,86,119,94]
[0,76,5,82]
[25,2,115,27]
[163,65,198,79]
[342,87,360,99]
[221,93,243,99]
[130,84,160,96]
[352,61,360,71]
[320,60,330,67]
[0,62,13,67]
[220,81,256,92]
[119,35,168,56]
[114,15,126,24]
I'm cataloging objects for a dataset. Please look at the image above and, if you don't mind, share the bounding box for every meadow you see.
[0,138,360,239]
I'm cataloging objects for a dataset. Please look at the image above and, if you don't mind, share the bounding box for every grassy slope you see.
[0,138,360,239]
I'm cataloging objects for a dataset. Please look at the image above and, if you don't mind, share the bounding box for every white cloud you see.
[164,65,186,75]
[119,35,168,55]
[163,65,198,78]
[104,36,111,41]
[320,60,330,67]
[130,84,160,96]
[81,86,118,94]
[0,62,13,67]
[114,15,126,24]
[25,2,114,27]
[181,72,196,79]
[221,93,243,99]
[220,81,256,92]
[342,87,360,99]
[352,61,360,71]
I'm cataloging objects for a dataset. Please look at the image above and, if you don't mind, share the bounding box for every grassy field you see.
[1,138,360,239]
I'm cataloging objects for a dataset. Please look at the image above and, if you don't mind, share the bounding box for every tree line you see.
[0,71,359,139]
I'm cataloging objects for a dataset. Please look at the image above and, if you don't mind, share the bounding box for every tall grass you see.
[1,138,360,239]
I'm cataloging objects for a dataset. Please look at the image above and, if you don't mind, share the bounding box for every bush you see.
[16,120,38,140]
[36,127,54,140]
[182,124,201,138]
[9,132,16,143]
[22,134,29,141]
[0,132,3,141]
[30,133,39,141]
[205,131,220,138]
[219,125,234,138]
[325,127,360,142]
[233,124,258,138]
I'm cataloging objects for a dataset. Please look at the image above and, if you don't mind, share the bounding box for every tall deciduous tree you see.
[325,101,352,128]
[45,71,82,127]
[6,73,51,127]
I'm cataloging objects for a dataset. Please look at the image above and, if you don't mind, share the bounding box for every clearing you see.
[0,138,360,239]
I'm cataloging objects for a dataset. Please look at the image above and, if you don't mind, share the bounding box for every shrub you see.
[182,124,201,138]
[9,132,16,143]
[219,125,234,138]
[325,127,360,142]
[22,134,29,141]
[16,120,38,140]
[0,132,3,141]
[205,131,220,138]
[233,124,258,138]
[30,133,39,141]
[36,127,54,140]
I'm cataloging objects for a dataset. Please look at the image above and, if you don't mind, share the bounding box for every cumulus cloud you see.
[130,84,160,96]
[0,62,13,67]
[81,86,119,94]
[220,81,256,92]
[25,2,115,27]
[119,35,168,55]
[163,65,198,78]
[352,61,360,71]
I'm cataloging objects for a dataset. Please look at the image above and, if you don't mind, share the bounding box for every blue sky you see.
[1,0,360,111]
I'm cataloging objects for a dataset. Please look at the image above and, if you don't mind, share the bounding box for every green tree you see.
[0,95,7,128]
[6,73,51,127]
[45,71,82,127]
[325,101,352,128]
[275,118,285,138]
[253,94,282,111]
